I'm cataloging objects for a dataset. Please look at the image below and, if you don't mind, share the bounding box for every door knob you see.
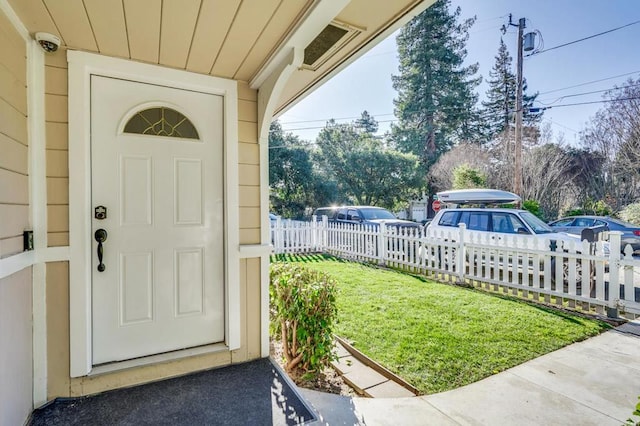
[95,229,108,272]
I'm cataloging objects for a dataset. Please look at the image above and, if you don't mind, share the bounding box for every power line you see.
[534,96,640,110]
[281,118,398,132]
[280,113,395,125]
[548,120,579,134]
[538,70,640,95]
[528,19,640,56]
[537,82,640,105]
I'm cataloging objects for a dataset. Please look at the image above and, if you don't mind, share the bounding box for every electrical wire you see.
[280,113,396,125]
[538,70,640,95]
[279,71,640,131]
[536,82,640,105]
[277,96,640,135]
[535,96,640,110]
[527,19,640,56]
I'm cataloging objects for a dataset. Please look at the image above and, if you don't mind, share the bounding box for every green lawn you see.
[272,254,610,395]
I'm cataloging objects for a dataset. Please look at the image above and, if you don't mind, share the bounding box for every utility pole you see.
[502,14,527,198]
[514,17,525,197]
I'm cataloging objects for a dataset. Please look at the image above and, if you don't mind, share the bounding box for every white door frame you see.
[68,51,240,377]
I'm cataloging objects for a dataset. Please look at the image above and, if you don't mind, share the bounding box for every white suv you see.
[427,207,612,287]
[430,208,564,239]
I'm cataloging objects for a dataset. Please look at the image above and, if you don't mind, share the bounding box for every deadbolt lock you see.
[94,205,107,220]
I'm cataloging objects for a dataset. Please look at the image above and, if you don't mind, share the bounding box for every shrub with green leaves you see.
[523,199,543,219]
[625,395,640,425]
[270,263,338,373]
[620,202,640,225]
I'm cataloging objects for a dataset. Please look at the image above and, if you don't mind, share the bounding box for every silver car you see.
[548,216,640,253]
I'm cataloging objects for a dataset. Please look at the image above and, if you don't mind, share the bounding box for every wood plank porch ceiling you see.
[8,0,428,112]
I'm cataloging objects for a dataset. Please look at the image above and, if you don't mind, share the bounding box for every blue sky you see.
[278,0,640,145]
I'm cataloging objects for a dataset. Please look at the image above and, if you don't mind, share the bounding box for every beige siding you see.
[46,262,70,399]
[0,16,27,258]
[231,257,262,363]
[237,82,257,102]
[239,228,260,243]
[232,258,249,363]
[0,236,23,257]
[238,120,258,143]
[46,122,68,150]
[0,268,33,426]
[238,142,259,165]
[47,232,69,247]
[0,133,28,174]
[246,257,262,359]
[237,87,260,245]
[239,185,260,207]
[0,10,26,85]
[46,62,69,247]
[0,205,29,241]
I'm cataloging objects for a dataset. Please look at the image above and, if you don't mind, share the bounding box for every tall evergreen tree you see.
[391,0,481,167]
[481,38,542,142]
[355,110,379,134]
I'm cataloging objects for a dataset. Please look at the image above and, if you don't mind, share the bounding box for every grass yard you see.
[272,254,611,395]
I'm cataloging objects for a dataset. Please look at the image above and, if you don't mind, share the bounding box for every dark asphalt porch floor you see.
[28,358,316,426]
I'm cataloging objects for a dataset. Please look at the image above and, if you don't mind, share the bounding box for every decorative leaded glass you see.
[123,107,199,139]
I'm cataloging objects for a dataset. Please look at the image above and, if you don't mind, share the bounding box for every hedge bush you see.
[270,263,338,373]
[620,202,640,225]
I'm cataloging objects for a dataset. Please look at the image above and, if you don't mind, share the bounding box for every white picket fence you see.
[271,216,640,318]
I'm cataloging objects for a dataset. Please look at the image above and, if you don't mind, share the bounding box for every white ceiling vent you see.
[302,21,363,71]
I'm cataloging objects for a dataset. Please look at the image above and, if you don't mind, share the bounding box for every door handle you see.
[95,229,108,272]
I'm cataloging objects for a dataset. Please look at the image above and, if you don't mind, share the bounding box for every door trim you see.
[68,51,240,377]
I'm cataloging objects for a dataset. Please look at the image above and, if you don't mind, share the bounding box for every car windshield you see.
[360,208,397,220]
[520,211,555,234]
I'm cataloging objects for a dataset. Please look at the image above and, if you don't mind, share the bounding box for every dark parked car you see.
[548,215,640,253]
[312,206,421,229]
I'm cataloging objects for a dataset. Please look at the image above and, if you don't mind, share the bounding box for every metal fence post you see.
[607,231,622,318]
[457,223,467,284]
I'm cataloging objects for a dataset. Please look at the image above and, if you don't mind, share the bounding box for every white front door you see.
[90,75,225,364]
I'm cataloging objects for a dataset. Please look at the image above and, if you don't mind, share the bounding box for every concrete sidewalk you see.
[302,323,640,425]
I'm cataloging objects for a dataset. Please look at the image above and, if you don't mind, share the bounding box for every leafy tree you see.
[521,143,576,220]
[429,142,490,191]
[314,114,422,210]
[481,39,541,143]
[580,77,640,212]
[452,164,486,189]
[269,121,333,218]
[391,0,482,167]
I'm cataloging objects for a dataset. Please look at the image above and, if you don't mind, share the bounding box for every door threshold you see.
[89,343,228,376]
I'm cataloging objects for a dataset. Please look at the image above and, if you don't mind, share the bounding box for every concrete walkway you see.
[302,322,640,425]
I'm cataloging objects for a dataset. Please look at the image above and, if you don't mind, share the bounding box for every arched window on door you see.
[123,106,199,139]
